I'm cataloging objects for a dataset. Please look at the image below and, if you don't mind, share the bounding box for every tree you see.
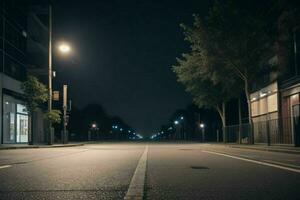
[173,46,241,129]
[21,75,48,144]
[174,0,279,143]
[205,0,278,125]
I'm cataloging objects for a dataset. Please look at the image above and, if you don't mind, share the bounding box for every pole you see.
[48,4,53,145]
[63,85,68,144]
[294,28,298,76]
[198,113,201,140]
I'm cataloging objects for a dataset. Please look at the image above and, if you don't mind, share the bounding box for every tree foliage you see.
[173,16,242,125]
[203,0,279,121]
[21,75,48,113]
[45,110,62,124]
[174,0,279,125]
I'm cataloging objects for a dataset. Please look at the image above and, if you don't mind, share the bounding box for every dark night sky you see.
[53,0,210,135]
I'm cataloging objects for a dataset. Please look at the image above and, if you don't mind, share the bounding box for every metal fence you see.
[224,123,251,144]
[224,117,296,145]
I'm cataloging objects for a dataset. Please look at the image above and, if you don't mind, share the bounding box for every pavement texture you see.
[0,142,299,200]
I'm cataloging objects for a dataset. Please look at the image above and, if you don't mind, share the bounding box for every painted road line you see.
[202,150,300,174]
[0,165,12,170]
[124,145,148,200]
[262,160,300,169]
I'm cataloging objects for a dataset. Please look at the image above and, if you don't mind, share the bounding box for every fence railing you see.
[224,117,297,145]
[224,123,251,144]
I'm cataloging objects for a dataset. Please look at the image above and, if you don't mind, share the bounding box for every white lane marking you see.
[124,145,148,200]
[0,165,12,169]
[202,150,300,174]
[262,160,300,169]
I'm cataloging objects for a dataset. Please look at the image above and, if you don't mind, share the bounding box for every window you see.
[295,28,300,75]
[4,55,26,81]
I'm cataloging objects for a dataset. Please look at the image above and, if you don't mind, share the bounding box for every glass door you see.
[292,104,300,146]
[16,114,29,143]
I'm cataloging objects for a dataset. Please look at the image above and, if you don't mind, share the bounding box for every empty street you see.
[0,143,299,200]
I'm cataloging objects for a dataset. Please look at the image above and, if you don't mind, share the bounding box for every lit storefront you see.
[2,94,29,144]
[250,82,279,144]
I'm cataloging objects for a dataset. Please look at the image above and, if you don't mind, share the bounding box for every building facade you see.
[0,0,48,144]
[249,25,300,146]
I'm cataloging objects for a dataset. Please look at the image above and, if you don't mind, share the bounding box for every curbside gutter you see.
[0,143,85,150]
[228,145,300,155]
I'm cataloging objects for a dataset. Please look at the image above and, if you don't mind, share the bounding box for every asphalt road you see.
[0,142,300,200]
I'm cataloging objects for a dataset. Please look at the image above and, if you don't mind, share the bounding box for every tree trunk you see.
[215,105,225,127]
[222,102,227,143]
[215,103,226,143]
[238,98,242,144]
[244,80,254,144]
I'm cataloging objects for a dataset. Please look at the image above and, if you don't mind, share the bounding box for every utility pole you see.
[294,27,298,76]
[62,85,68,144]
[48,4,53,145]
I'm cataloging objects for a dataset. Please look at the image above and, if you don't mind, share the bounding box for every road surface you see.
[0,142,299,199]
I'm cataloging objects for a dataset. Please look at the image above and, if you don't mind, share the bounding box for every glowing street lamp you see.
[174,120,179,125]
[47,4,73,145]
[58,43,71,54]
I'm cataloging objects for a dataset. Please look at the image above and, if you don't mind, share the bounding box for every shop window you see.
[3,96,16,143]
[291,94,299,107]
[17,104,28,114]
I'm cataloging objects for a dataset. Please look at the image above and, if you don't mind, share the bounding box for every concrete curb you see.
[228,145,300,155]
[0,143,85,150]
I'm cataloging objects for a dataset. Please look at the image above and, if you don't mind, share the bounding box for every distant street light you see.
[91,123,97,129]
[200,123,205,128]
[174,120,179,125]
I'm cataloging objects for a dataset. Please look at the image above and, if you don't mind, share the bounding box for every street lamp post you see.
[174,120,179,139]
[48,5,53,145]
[200,123,205,142]
[48,4,72,145]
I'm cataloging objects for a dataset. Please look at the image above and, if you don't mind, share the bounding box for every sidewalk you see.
[0,142,85,150]
[225,143,300,154]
